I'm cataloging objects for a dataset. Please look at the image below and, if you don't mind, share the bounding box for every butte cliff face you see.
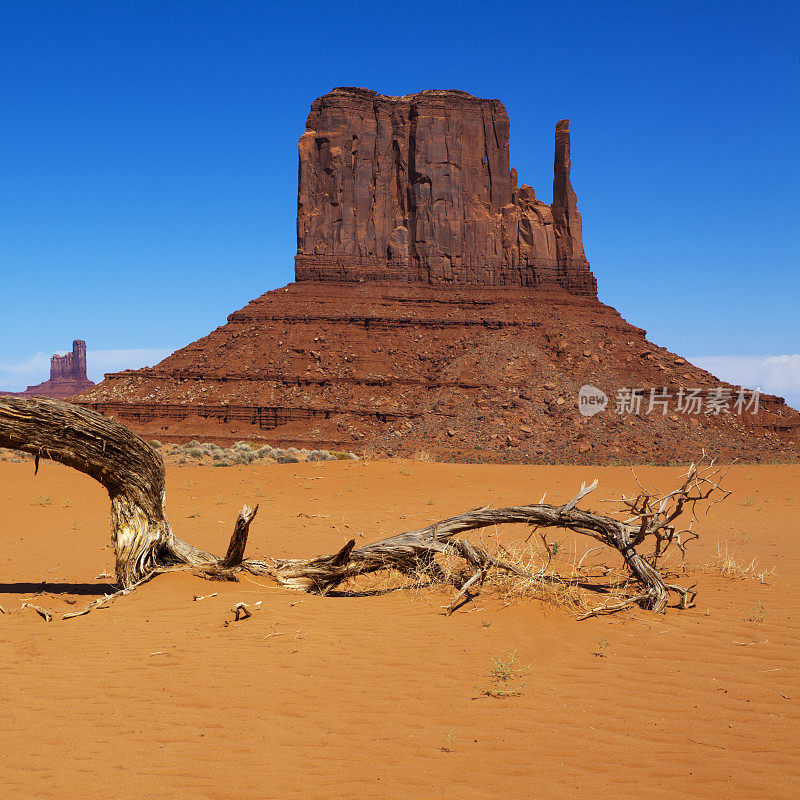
[4,340,96,399]
[75,88,800,463]
[296,88,596,295]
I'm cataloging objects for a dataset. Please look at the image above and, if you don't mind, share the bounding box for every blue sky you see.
[1,1,798,403]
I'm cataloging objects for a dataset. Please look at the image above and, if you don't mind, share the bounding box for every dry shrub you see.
[706,542,775,584]
[495,575,590,613]
[335,535,629,615]
[412,450,434,462]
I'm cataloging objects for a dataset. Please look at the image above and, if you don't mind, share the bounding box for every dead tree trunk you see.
[1,397,725,613]
[0,396,223,586]
[244,485,670,609]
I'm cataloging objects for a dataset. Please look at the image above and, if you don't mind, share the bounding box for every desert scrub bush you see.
[329,450,357,460]
[213,460,232,468]
[30,493,52,507]
[475,652,530,698]
[149,440,161,449]
[186,447,204,459]
[308,450,335,462]
[742,496,755,507]
[489,651,527,682]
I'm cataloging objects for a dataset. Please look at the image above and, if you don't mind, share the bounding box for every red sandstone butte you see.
[296,88,595,294]
[75,88,800,463]
[3,340,95,400]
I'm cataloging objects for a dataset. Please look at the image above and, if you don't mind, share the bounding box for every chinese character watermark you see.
[577,385,760,417]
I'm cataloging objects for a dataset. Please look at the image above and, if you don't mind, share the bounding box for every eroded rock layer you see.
[76,282,799,463]
[296,88,596,294]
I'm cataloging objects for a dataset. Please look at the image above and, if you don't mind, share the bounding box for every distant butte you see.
[3,340,95,400]
[74,88,800,462]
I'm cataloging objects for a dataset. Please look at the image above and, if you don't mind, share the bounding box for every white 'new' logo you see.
[578,385,608,417]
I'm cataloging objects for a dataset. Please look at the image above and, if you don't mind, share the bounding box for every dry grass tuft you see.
[335,534,632,616]
[706,542,775,584]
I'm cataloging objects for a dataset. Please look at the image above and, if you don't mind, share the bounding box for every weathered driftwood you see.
[242,479,692,612]
[0,396,726,615]
[0,396,219,585]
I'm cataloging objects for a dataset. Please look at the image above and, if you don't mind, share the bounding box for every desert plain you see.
[0,456,797,799]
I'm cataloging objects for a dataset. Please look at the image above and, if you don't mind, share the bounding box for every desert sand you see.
[1,458,798,799]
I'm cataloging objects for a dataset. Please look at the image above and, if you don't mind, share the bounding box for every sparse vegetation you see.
[709,542,775,584]
[440,727,455,753]
[30,493,52,507]
[490,652,523,682]
[475,652,529,698]
[594,637,609,657]
[152,440,357,466]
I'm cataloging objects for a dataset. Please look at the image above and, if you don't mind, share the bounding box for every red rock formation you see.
[296,88,596,295]
[50,339,88,382]
[552,119,588,287]
[73,88,800,463]
[77,281,800,462]
[5,340,95,400]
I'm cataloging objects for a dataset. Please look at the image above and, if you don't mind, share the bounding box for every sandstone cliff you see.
[296,88,596,295]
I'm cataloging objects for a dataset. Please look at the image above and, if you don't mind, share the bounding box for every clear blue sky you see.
[1,1,798,385]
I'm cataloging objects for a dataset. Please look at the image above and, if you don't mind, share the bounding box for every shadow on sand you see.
[0,581,117,596]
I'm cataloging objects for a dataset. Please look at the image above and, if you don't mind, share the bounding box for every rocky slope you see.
[76,281,799,462]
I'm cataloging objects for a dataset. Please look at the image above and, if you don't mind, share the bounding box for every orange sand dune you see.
[1,460,798,799]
